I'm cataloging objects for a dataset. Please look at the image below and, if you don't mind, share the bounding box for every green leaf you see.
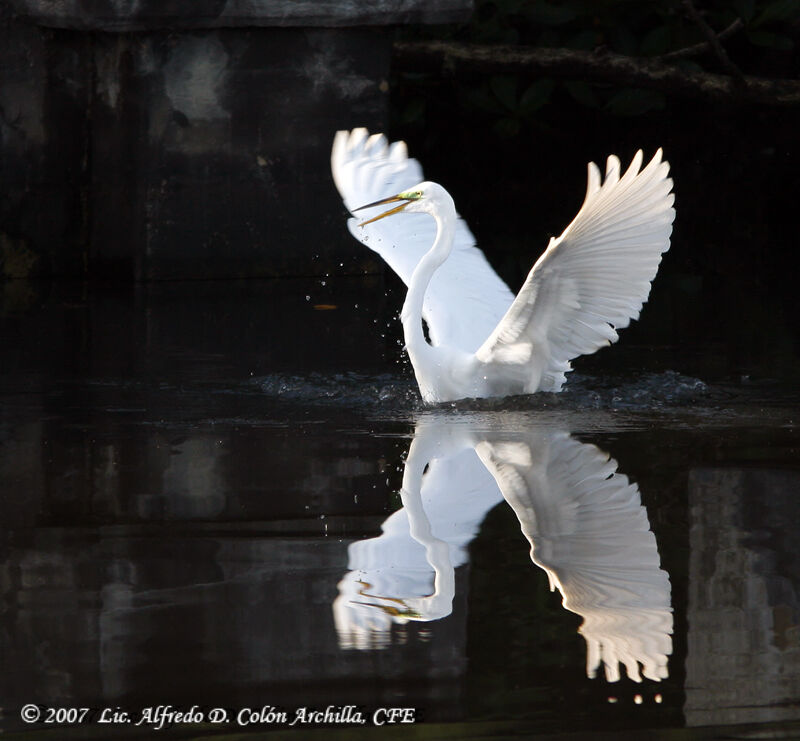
[753,0,800,26]
[605,88,667,116]
[490,75,519,112]
[746,28,795,50]
[464,86,505,115]
[675,59,704,74]
[519,78,555,114]
[525,2,578,26]
[493,117,521,138]
[608,25,639,55]
[640,24,671,56]
[568,29,599,51]
[564,80,600,108]
[469,16,512,44]
[536,29,561,48]
[733,0,756,21]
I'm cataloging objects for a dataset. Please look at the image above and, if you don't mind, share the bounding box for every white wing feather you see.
[475,430,673,683]
[476,149,675,392]
[331,128,513,353]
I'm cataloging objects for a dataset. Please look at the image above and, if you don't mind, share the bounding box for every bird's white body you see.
[331,129,675,404]
[394,184,496,401]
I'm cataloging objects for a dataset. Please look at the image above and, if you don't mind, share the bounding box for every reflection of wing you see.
[334,425,503,649]
[331,129,513,353]
[476,151,674,392]
[475,431,672,682]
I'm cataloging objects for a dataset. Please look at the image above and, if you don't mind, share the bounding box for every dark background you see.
[1,0,799,381]
[385,0,800,382]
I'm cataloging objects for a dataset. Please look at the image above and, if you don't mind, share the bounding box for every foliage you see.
[394,0,800,131]
[464,0,799,52]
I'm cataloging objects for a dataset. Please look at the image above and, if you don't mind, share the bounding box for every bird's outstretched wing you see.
[475,430,673,683]
[332,128,513,354]
[476,150,675,392]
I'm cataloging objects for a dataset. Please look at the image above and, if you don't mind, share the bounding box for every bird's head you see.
[354,181,451,226]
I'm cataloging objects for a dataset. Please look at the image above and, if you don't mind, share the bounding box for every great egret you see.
[333,413,673,682]
[331,129,675,404]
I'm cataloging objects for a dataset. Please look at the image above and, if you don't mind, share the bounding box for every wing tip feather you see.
[482,143,676,385]
[606,154,621,181]
[586,162,602,199]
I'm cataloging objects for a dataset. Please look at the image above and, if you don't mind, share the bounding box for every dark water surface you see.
[1,279,799,740]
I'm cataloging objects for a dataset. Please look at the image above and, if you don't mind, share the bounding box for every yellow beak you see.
[354,194,411,227]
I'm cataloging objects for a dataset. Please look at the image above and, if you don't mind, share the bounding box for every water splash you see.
[563,370,709,410]
[253,369,712,413]
[256,372,419,409]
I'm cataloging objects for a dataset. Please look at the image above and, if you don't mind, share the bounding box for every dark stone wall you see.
[0,2,473,280]
[0,10,90,277]
[8,0,472,30]
[86,27,391,279]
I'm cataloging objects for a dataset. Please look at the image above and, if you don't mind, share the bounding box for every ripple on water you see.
[563,370,710,409]
[255,371,420,409]
[253,369,717,412]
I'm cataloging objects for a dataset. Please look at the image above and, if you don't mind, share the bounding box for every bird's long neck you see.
[401,205,455,359]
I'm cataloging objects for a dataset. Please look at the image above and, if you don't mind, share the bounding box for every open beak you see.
[354,194,411,227]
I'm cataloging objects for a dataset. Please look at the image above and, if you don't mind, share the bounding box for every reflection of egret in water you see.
[334,414,672,683]
[334,426,500,644]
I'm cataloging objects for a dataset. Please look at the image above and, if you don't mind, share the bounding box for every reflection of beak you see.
[352,600,422,619]
[352,579,424,618]
[354,194,410,227]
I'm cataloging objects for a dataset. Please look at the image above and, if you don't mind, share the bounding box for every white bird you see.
[333,413,673,682]
[331,129,675,404]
